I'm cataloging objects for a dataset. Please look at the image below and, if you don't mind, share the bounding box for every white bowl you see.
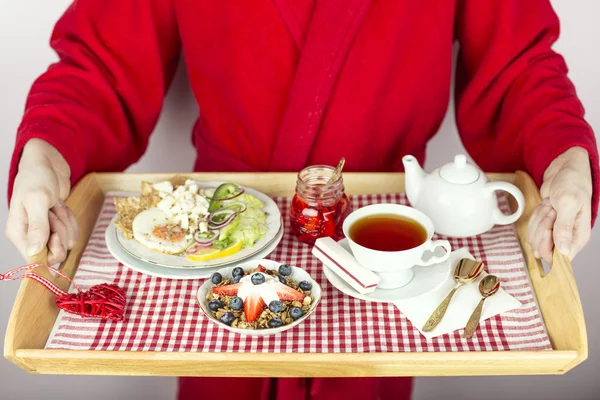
[196,259,322,336]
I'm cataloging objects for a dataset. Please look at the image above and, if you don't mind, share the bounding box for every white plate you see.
[115,181,282,269]
[106,223,284,280]
[197,259,321,336]
[322,238,452,302]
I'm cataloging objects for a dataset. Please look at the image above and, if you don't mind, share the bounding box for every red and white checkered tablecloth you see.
[45,193,552,352]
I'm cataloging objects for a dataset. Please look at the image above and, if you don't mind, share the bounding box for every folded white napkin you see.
[394,248,523,339]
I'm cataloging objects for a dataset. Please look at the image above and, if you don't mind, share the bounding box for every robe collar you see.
[269,0,373,171]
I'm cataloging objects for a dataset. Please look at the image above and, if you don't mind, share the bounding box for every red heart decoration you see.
[56,284,127,322]
[1,263,127,322]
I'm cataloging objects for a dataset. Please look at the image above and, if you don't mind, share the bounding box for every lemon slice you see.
[186,240,243,261]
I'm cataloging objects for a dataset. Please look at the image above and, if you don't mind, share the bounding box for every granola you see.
[205,264,315,330]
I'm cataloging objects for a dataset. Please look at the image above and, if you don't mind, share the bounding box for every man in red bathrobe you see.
[6,1,599,399]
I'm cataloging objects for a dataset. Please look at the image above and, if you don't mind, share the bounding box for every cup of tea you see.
[342,204,451,289]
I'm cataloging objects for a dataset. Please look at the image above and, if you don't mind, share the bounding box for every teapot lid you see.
[439,154,480,184]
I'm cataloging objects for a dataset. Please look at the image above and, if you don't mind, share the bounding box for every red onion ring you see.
[208,213,237,229]
[186,246,197,254]
[194,229,220,245]
[209,209,236,224]
[195,242,215,248]
[223,201,247,214]
[186,241,215,255]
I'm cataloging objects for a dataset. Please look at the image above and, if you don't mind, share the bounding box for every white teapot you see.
[402,154,525,237]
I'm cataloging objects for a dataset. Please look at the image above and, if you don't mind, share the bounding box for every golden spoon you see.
[326,157,345,184]
[422,258,485,332]
[463,275,500,339]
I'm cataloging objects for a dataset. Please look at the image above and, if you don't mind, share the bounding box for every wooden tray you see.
[4,171,587,376]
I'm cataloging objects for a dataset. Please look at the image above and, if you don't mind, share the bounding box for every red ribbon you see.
[1,264,126,322]
[0,263,80,295]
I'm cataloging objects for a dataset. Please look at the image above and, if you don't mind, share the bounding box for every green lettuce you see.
[230,218,268,247]
[242,206,267,224]
[213,237,232,250]
[222,194,264,209]
[215,193,268,248]
[218,216,240,240]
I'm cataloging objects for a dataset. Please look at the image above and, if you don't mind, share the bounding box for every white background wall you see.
[0,1,598,399]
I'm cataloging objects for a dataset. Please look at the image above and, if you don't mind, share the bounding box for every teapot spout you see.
[402,155,425,205]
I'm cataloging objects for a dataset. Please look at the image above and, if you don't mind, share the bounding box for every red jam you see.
[289,165,350,244]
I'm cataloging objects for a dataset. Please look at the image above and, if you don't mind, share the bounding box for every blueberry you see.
[230,297,243,310]
[269,300,283,314]
[251,273,265,285]
[268,318,283,328]
[277,275,287,284]
[232,267,244,277]
[290,306,304,320]
[299,280,312,291]
[278,264,292,276]
[221,312,235,326]
[208,300,223,312]
[211,272,222,285]
[231,276,241,284]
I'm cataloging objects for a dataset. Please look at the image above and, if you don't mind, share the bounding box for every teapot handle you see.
[485,182,525,225]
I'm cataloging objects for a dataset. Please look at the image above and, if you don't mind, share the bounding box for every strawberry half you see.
[244,292,265,322]
[255,264,267,273]
[273,282,306,301]
[212,283,242,296]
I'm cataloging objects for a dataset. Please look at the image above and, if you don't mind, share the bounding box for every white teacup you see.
[342,204,451,289]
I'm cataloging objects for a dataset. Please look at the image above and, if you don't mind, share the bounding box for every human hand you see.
[5,139,79,265]
[527,146,593,265]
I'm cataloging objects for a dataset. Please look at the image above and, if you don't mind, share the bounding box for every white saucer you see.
[105,223,284,280]
[322,239,453,302]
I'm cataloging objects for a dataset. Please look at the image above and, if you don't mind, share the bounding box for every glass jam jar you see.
[289,165,351,244]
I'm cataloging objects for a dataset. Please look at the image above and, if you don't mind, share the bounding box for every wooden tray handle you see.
[30,248,49,266]
[512,171,587,367]
[513,171,575,280]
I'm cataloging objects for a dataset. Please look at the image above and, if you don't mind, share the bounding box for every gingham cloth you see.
[45,193,552,352]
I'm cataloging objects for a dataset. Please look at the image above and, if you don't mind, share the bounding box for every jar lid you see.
[439,154,480,184]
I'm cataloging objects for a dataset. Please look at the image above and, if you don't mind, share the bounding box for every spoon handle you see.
[463,298,485,339]
[422,285,460,332]
[327,157,345,184]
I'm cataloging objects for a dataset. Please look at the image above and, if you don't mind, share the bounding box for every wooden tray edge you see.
[4,174,105,363]
[510,171,587,370]
[15,349,577,377]
[4,171,588,376]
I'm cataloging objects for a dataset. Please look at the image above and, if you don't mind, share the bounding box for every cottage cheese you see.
[153,180,210,233]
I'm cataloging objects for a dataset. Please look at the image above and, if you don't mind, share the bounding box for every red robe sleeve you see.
[8,0,181,199]
[454,0,599,223]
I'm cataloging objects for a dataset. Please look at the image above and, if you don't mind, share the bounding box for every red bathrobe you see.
[8,1,599,399]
